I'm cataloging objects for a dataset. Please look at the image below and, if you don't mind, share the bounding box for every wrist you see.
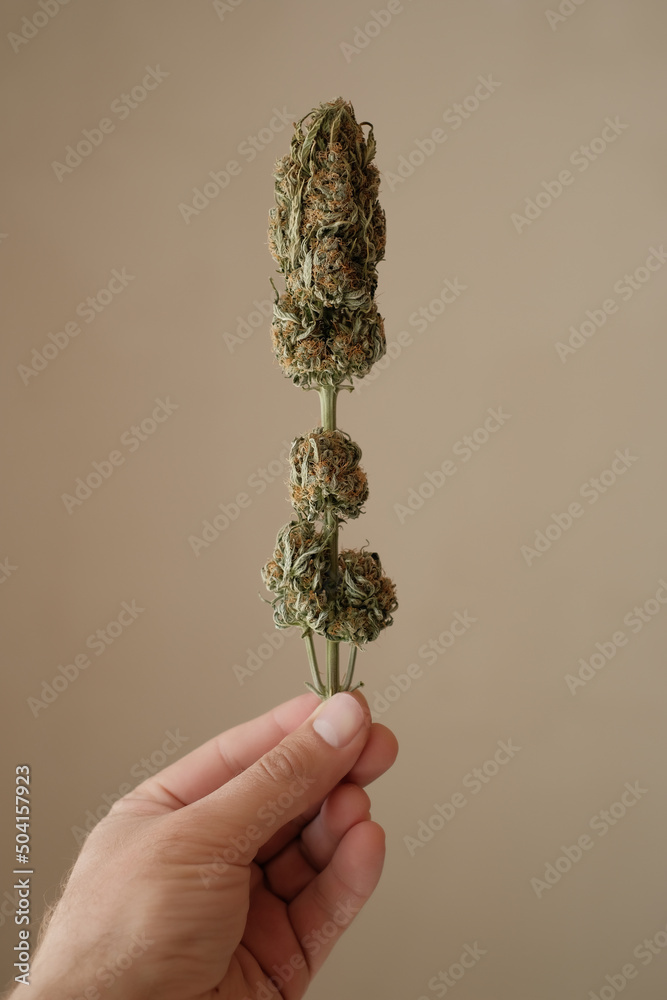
[24,953,152,1000]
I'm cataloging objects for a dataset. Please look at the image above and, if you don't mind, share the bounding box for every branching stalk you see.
[341,643,358,692]
[302,628,325,697]
[319,384,340,697]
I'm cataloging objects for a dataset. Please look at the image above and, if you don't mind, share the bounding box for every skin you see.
[17,691,398,1000]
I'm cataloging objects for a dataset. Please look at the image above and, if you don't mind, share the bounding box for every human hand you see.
[24,690,397,1000]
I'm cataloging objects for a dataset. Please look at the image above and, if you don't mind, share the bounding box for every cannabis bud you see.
[261,97,397,698]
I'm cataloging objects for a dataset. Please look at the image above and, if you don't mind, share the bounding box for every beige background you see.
[2,0,667,996]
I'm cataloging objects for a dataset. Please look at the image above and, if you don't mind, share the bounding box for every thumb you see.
[195,691,371,860]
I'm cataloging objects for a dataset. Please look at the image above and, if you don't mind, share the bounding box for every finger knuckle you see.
[256,740,308,789]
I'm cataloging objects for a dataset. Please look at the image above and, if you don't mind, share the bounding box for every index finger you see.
[124,692,321,810]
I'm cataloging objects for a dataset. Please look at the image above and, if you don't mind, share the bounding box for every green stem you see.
[303,629,325,696]
[319,382,337,429]
[319,384,340,698]
[341,643,357,691]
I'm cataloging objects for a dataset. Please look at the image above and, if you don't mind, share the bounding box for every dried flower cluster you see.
[262,521,397,645]
[289,429,368,522]
[267,98,387,387]
[261,97,397,697]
